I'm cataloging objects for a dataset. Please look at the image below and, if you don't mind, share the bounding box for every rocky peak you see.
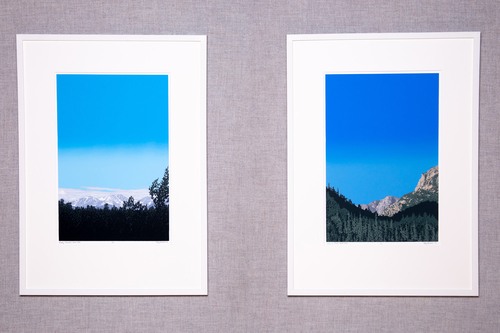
[414,166,438,192]
[381,166,439,217]
[361,195,399,215]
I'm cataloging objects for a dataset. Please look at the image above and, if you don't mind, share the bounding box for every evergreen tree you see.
[149,167,169,209]
[123,196,135,209]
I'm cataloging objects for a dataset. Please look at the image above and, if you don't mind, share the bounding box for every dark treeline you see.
[59,200,168,241]
[59,168,169,241]
[326,186,438,242]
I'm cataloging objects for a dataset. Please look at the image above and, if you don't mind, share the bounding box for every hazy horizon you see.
[57,74,169,191]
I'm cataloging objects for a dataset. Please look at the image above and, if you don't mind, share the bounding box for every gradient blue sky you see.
[57,74,168,190]
[326,73,438,204]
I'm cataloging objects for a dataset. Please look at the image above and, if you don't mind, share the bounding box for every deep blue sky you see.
[57,74,169,190]
[326,73,438,204]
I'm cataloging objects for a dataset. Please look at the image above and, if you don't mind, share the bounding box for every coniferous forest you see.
[59,168,169,241]
[326,186,438,242]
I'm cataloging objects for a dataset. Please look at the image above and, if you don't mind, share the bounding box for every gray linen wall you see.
[1,1,499,332]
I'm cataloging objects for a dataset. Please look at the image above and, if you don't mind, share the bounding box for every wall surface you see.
[1,1,499,332]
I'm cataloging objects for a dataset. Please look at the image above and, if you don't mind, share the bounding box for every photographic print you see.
[18,35,207,294]
[326,73,439,242]
[57,74,169,241]
[287,33,479,295]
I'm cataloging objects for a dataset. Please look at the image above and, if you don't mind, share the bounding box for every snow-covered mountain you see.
[59,188,154,209]
[70,194,127,208]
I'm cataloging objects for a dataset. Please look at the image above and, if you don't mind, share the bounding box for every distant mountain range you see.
[361,166,438,217]
[69,194,154,209]
[59,188,154,209]
[327,165,439,242]
[360,195,399,215]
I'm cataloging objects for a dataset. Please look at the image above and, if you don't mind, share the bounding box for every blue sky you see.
[326,73,438,204]
[57,74,168,190]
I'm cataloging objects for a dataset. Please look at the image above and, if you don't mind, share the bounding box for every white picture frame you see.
[287,32,479,296]
[18,35,207,295]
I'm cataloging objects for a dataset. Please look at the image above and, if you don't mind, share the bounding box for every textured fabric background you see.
[1,1,499,332]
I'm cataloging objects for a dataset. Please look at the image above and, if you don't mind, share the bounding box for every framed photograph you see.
[18,35,207,295]
[287,32,479,296]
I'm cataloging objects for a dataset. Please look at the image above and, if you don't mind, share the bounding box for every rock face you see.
[414,165,439,192]
[361,196,399,215]
[381,166,439,217]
